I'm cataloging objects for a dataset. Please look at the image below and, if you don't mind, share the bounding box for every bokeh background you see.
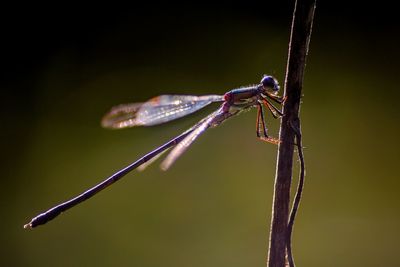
[2,2,399,266]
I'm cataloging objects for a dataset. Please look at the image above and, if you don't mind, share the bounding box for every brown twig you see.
[267,0,316,266]
[287,118,305,267]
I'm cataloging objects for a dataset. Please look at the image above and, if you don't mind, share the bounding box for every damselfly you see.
[24,75,283,229]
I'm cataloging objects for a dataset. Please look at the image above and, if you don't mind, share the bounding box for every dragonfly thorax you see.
[224,87,259,104]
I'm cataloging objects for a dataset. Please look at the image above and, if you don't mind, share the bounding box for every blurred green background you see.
[2,2,399,266]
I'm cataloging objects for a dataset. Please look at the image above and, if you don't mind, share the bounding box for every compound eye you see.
[261,75,280,92]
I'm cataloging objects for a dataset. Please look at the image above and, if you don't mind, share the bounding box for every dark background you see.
[2,2,399,266]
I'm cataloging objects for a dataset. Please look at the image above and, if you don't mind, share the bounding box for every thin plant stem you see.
[267,0,316,266]
[287,118,305,267]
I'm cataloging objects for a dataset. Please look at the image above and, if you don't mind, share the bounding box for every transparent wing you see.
[160,107,223,170]
[136,95,224,126]
[136,148,169,171]
[101,103,143,129]
[101,95,224,129]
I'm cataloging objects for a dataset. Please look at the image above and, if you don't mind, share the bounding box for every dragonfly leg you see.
[260,136,281,145]
[263,100,279,119]
[257,101,281,145]
[262,96,283,118]
[258,102,269,138]
[256,104,262,137]
[266,94,287,105]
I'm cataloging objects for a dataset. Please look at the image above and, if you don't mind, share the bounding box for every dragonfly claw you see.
[259,136,281,145]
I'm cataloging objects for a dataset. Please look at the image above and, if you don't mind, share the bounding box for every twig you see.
[287,118,305,267]
[267,0,316,267]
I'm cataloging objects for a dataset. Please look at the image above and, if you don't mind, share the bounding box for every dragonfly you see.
[24,75,283,229]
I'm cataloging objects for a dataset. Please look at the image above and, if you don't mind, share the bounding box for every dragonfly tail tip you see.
[23,222,33,229]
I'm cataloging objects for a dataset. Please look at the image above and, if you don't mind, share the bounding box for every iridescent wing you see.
[160,107,224,170]
[101,95,224,129]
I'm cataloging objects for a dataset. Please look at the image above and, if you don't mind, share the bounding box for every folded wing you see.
[160,107,223,170]
[101,95,224,129]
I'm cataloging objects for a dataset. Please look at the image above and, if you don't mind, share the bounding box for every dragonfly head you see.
[260,75,280,95]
